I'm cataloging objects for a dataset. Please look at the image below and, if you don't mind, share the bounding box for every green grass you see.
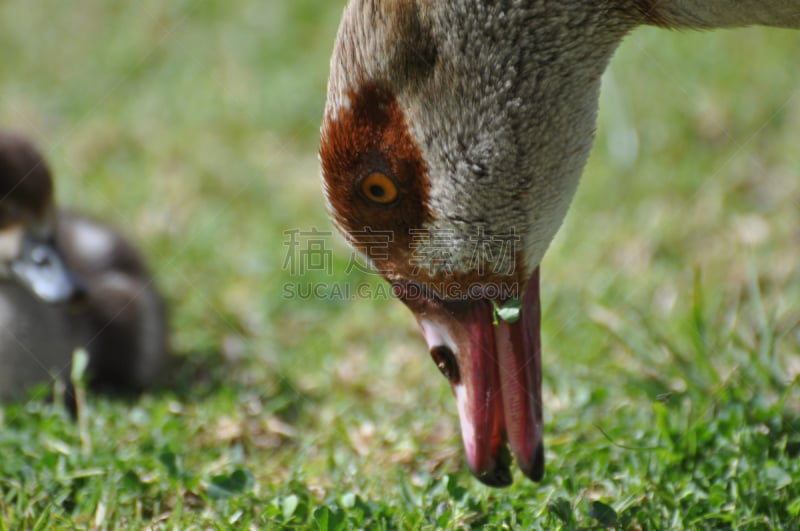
[1,1,799,528]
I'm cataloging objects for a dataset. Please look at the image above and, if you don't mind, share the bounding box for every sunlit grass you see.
[0,2,798,528]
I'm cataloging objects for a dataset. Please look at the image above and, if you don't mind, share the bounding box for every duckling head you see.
[0,132,85,303]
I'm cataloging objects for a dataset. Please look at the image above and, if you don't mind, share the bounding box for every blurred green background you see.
[0,1,798,527]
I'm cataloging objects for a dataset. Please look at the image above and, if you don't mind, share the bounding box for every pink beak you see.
[395,268,544,486]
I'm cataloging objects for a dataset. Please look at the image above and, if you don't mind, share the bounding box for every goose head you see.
[319,1,635,486]
[319,0,798,486]
[0,132,85,304]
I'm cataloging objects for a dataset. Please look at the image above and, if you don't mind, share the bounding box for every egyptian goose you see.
[320,2,799,486]
[0,131,168,401]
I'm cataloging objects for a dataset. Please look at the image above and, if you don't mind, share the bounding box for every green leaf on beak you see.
[491,298,522,325]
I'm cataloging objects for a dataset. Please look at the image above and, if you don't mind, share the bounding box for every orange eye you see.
[359,172,398,204]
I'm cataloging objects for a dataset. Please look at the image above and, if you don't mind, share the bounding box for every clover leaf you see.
[491,298,522,325]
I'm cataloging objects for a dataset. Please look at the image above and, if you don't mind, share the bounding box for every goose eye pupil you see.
[360,172,398,204]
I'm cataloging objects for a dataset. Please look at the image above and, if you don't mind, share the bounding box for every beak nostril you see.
[430,346,460,384]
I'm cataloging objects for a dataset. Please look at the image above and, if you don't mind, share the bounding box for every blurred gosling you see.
[0,131,168,402]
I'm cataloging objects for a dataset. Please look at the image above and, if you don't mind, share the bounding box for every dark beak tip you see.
[468,444,514,487]
[60,278,89,308]
[473,465,513,488]
[469,440,544,487]
[69,286,89,306]
[519,440,546,482]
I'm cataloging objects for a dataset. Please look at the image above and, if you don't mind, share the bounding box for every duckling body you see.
[0,282,75,401]
[57,211,168,391]
[0,131,167,401]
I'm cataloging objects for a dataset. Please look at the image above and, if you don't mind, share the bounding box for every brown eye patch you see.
[359,172,399,205]
[320,82,432,277]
